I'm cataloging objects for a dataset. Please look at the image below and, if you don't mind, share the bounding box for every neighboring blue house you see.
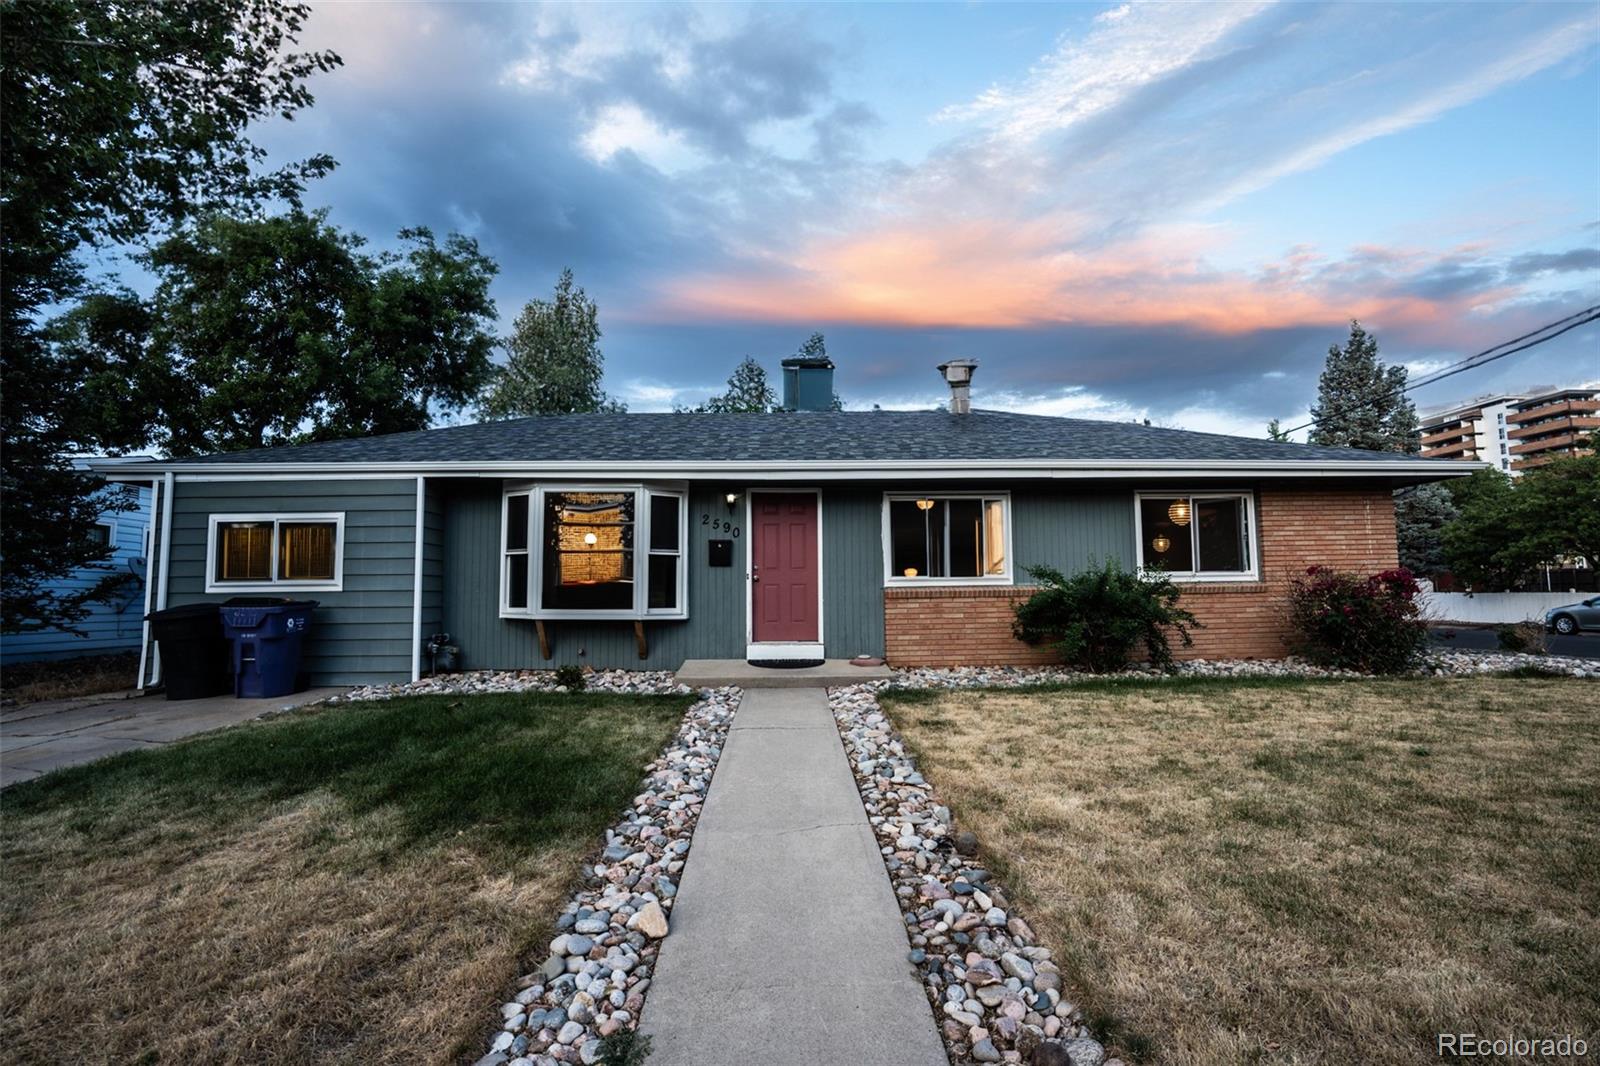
[1,482,153,665]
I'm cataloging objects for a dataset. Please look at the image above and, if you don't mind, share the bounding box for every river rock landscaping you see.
[475,686,738,1066]
[831,684,1119,1066]
[332,668,692,703]
[889,646,1596,689]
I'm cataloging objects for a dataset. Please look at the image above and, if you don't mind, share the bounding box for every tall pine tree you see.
[691,357,777,413]
[1307,321,1419,453]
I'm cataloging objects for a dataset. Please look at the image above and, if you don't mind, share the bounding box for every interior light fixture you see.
[1152,535,1171,553]
[583,532,598,546]
[1167,499,1191,526]
[916,498,935,511]
[903,567,919,578]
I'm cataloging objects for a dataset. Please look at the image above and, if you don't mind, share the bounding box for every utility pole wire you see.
[1283,304,1600,438]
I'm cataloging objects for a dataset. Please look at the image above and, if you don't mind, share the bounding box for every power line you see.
[1284,304,1600,437]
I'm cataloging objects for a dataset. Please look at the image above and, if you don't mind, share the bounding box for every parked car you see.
[1546,597,1600,635]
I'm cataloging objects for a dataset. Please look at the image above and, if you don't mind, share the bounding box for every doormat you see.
[746,659,825,669]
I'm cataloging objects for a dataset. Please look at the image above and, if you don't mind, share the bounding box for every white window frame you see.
[1133,491,1258,582]
[91,519,117,548]
[204,512,346,593]
[500,482,688,621]
[881,492,1013,587]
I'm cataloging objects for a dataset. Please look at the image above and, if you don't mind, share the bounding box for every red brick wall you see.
[883,487,1398,665]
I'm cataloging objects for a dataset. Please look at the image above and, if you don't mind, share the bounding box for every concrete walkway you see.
[1,688,342,787]
[640,687,946,1066]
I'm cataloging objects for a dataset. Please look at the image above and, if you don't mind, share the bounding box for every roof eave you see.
[88,457,1487,482]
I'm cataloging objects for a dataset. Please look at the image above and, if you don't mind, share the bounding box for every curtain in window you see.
[279,522,337,581]
[217,523,272,582]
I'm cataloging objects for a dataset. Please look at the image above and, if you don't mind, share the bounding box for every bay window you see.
[884,493,1010,584]
[501,485,686,619]
[206,513,344,592]
[1135,493,1256,580]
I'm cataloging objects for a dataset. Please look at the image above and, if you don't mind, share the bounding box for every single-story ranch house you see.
[94,359,1477,688]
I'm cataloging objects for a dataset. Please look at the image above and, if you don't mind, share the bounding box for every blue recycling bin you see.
[219,598,318,698]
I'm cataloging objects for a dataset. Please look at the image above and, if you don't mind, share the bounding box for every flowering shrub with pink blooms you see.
[1287,566,1427,674]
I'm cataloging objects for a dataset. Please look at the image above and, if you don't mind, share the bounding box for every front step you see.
[675,658,893,688]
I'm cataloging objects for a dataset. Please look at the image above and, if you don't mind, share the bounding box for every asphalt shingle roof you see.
[176,409,1454,467]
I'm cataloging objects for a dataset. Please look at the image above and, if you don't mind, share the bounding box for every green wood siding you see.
[165,478,419,685]
[1010,487,1136,575]
[822,488,885,659]
[440,482,751,669]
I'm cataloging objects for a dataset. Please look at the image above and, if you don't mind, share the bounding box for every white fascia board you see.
[88,457,1488,481]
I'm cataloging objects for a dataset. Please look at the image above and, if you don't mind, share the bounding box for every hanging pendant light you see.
[916,499,935,511]
[1152,534,1171,553]
[1167,499,1191,526]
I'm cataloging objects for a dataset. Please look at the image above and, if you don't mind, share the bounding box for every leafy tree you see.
[1440,468,1530,589]
[691,357,777,413]
[1012,561,1199,672]
[481,269,625,417]
[1393,483,1458,577]
[1266,418,1292,442]
[1308,321,1418,453]
[53,211,499,456]
[1,0,340,633]
[1513,453,1600,569]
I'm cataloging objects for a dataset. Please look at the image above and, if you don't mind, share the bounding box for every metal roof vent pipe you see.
[938,359,978,414]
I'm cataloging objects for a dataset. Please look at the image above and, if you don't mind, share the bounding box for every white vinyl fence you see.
[1419,590,1588,625]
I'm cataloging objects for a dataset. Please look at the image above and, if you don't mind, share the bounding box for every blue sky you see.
[242,2,1599,435]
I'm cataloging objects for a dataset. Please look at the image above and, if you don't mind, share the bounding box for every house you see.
[1,481,153,665]
[92,360,1477,688]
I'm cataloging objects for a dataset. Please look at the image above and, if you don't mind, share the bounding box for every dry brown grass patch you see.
[885,678,1600,1066]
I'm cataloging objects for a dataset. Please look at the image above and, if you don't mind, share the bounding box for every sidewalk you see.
[1,688,342,787]
[640,687,946,1066]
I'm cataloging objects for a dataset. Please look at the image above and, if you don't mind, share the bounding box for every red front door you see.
[751,492,819,643]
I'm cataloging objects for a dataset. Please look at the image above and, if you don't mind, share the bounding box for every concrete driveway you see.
[1,687,342,788]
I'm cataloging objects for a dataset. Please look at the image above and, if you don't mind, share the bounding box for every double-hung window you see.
[206,513,344,592]
[1135,493,1256,580]
[884,493,1011,585]
[501,485,687,619]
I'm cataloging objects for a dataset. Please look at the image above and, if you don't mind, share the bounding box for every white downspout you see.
[135,477,159,690]
[153,471,175,685]
[411,475,425,683]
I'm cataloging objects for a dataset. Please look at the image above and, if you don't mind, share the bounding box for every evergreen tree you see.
[791,331,844,409]
[1394,483,1458,576]
[1308,321,1418,453]
[1266,418,1292,442]
[480,269,625,417]
[694,357,777,413]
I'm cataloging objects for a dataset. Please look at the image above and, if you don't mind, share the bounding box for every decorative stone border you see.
[890,646,1597,689]
[472,686,739,1066]
[330,669,693,703]
[831,684,1117,1066]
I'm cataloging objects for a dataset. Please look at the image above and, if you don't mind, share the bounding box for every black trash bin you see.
[145,603,232,700]
[220,598,319,698]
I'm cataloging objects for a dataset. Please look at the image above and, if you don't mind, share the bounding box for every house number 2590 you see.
[700,514,740,537]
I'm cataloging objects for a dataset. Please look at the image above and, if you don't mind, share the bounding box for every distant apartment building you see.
[1419,393,1525,474]
[1421,386,1599,475]
[1505,386,1600,471]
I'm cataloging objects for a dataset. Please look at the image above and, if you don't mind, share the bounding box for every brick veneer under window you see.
[883,487,1398,665]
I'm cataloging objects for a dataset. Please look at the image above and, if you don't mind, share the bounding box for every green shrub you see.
[597,1029,652,1066]
[1011,561,1199,673]
[1286,566,1426,674]
[554,664,586,690]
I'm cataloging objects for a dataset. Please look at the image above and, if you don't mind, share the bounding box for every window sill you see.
[205,581,342,594]
[883,576,1014,589]
[1162,573,1261,584]
[500,610,690,622]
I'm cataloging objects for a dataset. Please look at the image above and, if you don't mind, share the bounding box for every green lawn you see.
[0,690,692,1066]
